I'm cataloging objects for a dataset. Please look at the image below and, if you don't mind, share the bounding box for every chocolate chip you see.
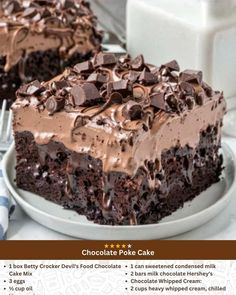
[150,92,166,110]
[119,54,131,64]
[26,80,45,96]
[32,13,41,22]
[94,53,117,67]
[41,7,51,18]
[51,80,69,91]
[45,96,65,114]
[185,96,195,109]
[161,60,180,72]
[74,61,93,73]
[107,80,132,98]
[64,0,75,9]
[128,135,134,147]
[179,81,194,95]
[4,0,21,15]
[133,86,146,102]
[180,70,203,85]
[87,73,107,84]
[109,92,123,104]
[96,117,106,126]
[142,124,149,132]
[139,69,157,85]
[122,101,143,121]
[71,83,101,106]
[166,93,178,111]
[195,92,205,106]
[23,7,38,18]
[119,139,127,152]
[130,54,144,71]
[128,71,141,82]
[202,82,213,97]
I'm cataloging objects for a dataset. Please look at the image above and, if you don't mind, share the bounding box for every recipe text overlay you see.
[0,260,235,295]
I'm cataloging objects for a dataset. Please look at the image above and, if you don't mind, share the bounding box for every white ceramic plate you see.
[223,96,236,138]
[2,143,236,240]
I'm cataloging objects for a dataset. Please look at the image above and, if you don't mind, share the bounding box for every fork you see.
[0,99,13,153]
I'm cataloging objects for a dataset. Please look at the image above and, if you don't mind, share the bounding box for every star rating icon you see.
[104,243,132,249]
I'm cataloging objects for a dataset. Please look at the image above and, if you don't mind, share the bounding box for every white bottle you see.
[127,0,236,98]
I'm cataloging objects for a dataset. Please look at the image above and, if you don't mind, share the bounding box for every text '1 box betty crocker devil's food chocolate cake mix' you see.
[12,53,226,225]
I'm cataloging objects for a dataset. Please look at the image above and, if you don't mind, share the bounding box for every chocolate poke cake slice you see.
[12,53,226,225]
[0,0,102,107]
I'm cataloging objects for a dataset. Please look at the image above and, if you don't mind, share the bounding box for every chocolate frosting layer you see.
[0,0,102,72]
[12,53,226,177]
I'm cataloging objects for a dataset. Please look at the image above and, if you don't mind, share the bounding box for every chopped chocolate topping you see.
[196,92,205,106]
[202,82,214,97]
[139,69,158,85]
[107,80,132,98]
[128,71,141,82]
[161,60,180,72]
[16,52,219,120]
[71,83,101,107]
[26,80,45,96]
[133,86,146,102]
[64,0,76,9]
[185,96,195,110]
[45,96,65,114]
[180,70,203,85]
[122,101,143,121]
[4,0,21,14]
[109,92,123,104]
[87,73,107,84]
[74,61,93,73]
[130,54,145,71]
[179,81,194,95]
[23,7,38,19]
[51,80,69,91]
[150,92,167,111]
[94,53,117,67]
[165,93,178,111]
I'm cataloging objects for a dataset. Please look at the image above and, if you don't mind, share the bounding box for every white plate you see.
[224,96,236,138]
[2,143,236,240]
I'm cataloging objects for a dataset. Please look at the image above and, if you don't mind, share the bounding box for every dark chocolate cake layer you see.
[15,124,222,225]
[12,53,226,225]
[0,0,102,106]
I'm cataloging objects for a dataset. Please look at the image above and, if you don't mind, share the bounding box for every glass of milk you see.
[127,0,236,136]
